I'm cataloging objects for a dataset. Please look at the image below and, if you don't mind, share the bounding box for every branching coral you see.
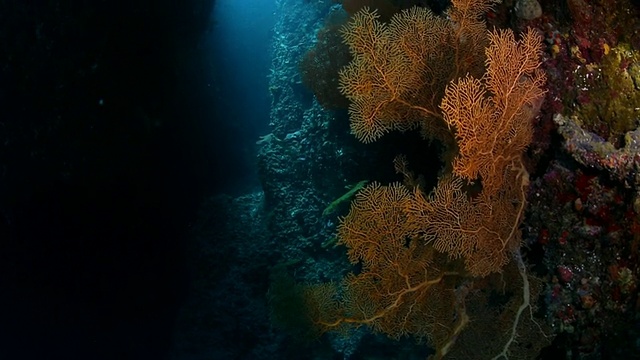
[301,0,550,357]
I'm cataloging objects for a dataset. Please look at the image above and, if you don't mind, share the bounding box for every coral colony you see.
[262,0,640,358]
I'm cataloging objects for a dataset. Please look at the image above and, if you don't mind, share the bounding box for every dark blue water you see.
[208,0,276,194]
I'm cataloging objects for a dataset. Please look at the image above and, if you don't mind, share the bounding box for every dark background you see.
[0,1,242,358]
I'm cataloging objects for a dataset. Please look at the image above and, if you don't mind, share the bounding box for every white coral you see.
[515,0,542,20]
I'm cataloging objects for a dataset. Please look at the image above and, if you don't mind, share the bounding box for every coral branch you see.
[441,28,545,196]
[338,3,488,144]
